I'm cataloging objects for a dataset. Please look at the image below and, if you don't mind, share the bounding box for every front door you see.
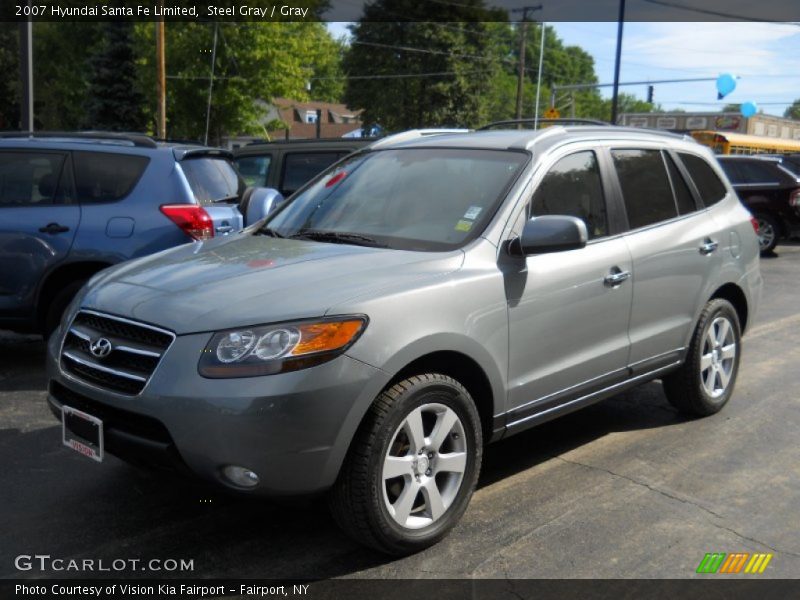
[505,150,633,424]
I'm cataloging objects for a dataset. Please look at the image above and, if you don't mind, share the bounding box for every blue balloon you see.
[741,102,758,118]
[716,73,736,99]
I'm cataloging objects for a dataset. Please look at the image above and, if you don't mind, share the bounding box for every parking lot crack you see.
[554,456,800,559]
[554,456,725,520]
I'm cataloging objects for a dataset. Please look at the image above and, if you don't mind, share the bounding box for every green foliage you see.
[85,22,146,131]
[343,1,505,131]
[136,21,343,142]
[783,99,800,120]
[0,24,19,129]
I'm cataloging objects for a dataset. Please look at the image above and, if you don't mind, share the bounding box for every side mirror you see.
[243,187,285,226]
[509,215,588,256]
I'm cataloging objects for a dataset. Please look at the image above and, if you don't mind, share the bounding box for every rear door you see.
[610,147,722,372]
[178,156,244,235]
[0,150,79,317]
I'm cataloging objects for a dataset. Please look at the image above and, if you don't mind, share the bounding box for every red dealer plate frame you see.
[62,405,104,463]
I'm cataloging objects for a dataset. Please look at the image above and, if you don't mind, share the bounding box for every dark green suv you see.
[233,138,372,198]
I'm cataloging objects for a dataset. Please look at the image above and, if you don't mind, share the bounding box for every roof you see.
[373,126,694,153]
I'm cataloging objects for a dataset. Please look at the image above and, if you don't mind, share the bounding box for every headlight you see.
[198,316,367,378]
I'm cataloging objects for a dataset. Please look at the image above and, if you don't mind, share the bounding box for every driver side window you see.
[526,150,608,239]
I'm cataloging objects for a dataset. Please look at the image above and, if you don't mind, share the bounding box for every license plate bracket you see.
[62,405,104,462]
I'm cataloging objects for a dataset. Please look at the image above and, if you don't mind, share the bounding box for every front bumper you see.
[47,329,389,495]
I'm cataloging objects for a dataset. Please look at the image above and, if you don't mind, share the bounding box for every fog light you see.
[222,465,260,488]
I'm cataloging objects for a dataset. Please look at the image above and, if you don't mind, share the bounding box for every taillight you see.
[750,215,759,234]
[160,204,214,241]
[790,189,800,208]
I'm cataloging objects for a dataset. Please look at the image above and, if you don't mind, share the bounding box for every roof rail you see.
[478,118,610,130]
[0,131,158,148]
[368,128,470,149]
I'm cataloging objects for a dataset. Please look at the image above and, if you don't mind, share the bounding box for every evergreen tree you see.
[84,22,145,131]
[343,1,505,131]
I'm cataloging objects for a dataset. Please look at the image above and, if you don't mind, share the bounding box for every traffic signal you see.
[647,85,654,104]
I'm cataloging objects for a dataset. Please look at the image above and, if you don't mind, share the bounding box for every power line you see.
[638,0,800,23]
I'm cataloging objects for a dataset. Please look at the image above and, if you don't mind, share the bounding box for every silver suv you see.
[47,126,762,555]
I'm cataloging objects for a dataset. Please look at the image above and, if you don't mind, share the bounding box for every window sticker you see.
[455,220,473,232]
[463,206,482,220]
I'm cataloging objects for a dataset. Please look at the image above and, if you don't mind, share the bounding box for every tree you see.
[0,24,19,129]
[721,103,741,112]
[135,21,343,142]
[784,99,800,120]
[343,1,506,131]
[83,22,145,131]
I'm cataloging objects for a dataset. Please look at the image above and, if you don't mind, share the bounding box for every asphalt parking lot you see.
[2,246,799,580]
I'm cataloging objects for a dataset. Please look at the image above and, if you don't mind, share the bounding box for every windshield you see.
[262,148,527,251]
[180,157,245,204]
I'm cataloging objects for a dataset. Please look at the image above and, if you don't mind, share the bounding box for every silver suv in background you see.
[47,126,761,555]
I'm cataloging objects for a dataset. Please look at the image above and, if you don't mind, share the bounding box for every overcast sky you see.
[327,22,800,117]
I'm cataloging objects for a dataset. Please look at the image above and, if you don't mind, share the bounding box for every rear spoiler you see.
[172,146,233,161]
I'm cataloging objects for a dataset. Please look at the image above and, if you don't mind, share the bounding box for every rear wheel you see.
[329,374,482,555]
[42,279,86,339]
[663,298,741,416]
[754,213,779,254]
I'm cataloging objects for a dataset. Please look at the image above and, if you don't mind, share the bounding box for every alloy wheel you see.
[382,403,468,529]
[699,316,737,399]
[756,218,776,251]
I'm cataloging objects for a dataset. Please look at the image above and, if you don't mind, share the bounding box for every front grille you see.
[50,381,172,443]
[61,310,175,395]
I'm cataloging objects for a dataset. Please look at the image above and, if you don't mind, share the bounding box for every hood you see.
[82,234,464,334]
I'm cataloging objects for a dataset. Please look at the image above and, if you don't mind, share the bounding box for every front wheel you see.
[663,298,741,416]
[329,374,482,555]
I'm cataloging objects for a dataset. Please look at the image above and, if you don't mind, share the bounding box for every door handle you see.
[699,238,719,255]
[215,225,233,234]
[38,222,70,234]
[604,267,631,287]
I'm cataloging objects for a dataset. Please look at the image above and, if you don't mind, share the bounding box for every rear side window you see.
[235,154,272,187]
[664,153,697,215]
[735,160,783,184]
[612,149,677,229]
[678,153,727,206]
[180,157,244,204]
[0,152,66,206]
[281,152,348,196]
[530,151,608,239]
[73,151,149,203]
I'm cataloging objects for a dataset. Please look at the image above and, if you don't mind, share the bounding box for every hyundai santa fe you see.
[46,126,762,555]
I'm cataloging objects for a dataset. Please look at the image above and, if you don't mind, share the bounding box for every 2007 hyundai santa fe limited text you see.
[47,125,762,555]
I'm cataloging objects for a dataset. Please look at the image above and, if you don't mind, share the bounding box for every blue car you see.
[0,132,280,336]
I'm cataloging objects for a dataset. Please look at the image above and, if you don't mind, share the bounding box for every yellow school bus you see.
[691,130,800,155]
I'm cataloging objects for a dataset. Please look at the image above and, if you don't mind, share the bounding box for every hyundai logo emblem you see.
[89,337,113,358]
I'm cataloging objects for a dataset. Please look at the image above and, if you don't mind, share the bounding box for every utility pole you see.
[533,22,546,129]
[155,12,166,139]
[204,22,219,146]
[610,0,626,124]
[511,5,542,121]
[19,18,34,132]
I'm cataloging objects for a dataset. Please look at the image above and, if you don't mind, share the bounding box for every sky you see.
[327,22,800,117]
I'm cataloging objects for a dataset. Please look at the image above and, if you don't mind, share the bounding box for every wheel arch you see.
[710,282,749,333]
[36,260,114,325]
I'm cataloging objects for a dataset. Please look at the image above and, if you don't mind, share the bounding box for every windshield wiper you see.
[288,229,387,248]
[255,226,285,238]
[211,194,240,204]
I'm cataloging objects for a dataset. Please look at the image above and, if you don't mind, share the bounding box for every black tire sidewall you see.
[367,377,482,550]
[43,280,86,338]
[755,213,779,254]
[692,300,742,412]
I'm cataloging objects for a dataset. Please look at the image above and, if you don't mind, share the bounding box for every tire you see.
[663,298,741,417]
[42,279,86,339]
[754,213,780,255]
[329,373,482,555]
